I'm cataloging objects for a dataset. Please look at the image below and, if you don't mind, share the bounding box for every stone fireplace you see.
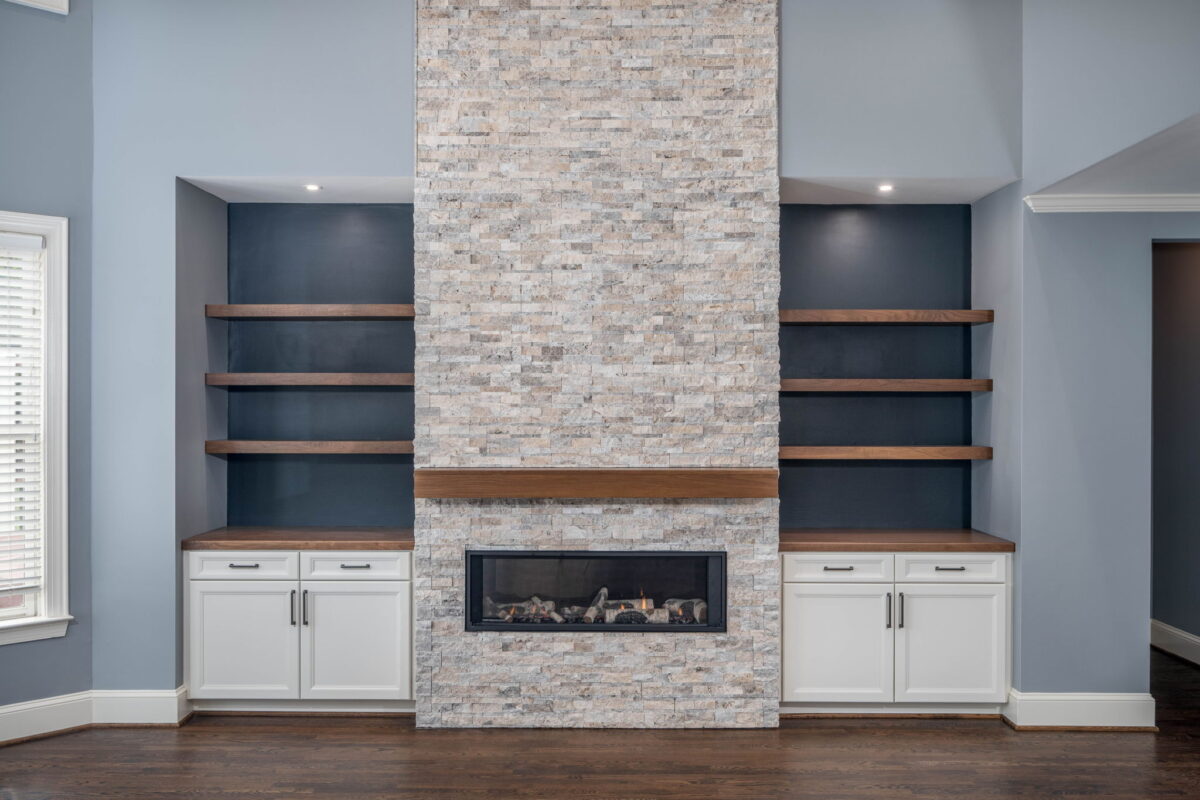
[414,0,780,727]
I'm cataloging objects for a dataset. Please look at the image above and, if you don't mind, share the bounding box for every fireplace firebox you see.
[465,551,726,632]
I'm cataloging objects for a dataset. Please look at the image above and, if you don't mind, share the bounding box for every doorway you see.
[1151,242,1200,668]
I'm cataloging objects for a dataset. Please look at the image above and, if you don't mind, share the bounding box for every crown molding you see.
[1024,193,1200,213]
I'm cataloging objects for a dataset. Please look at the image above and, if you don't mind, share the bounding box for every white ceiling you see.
[183,175,1016,207]
[781,177,1017,205]
[1030,113,1200,197]
[182,176,415,204]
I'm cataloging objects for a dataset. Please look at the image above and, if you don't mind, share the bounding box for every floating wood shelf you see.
[205,304,415,320]
[205,440,414,455]
[780,309,994,325]
[779,446,993,461]
[414,468,779,499]
[182,526,414,551]
[779,528,1014,552]
[206,372,414,387]
[781,378,992,392]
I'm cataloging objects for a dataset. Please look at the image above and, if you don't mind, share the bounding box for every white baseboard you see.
[1151,619,1200,666]
[92,687,190,725]
[0,691,92,744]
[1,686,189,745]
[1003,689,1156,729]
[780,702,1002,716]
[190,698,415,714]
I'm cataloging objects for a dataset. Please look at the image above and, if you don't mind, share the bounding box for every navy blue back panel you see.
[225,204,414,527]
[780,205,970,308]
[780,205,972,529]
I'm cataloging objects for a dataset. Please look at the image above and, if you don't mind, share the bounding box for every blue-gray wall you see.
[175,180,228,683]
[1021,0,1200,191]
[1152,243,1200,639]
[780,0,1021,182]
[0,0,93,706]
[92,0,414,691]
[970,182,1025,686]
[966,1,1200,697]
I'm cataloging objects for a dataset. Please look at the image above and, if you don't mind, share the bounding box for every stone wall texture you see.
[414,0,780,728]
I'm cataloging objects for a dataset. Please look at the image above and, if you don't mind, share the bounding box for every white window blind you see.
[0,231,46,622]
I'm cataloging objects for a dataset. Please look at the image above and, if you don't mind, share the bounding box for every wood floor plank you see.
[0,652,1195,799]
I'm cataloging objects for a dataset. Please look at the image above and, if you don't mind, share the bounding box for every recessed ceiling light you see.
[304,184,322,192]
[878,183,894,193]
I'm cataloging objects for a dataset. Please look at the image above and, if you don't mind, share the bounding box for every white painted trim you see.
[189,699,415,714]
[4,0,69,14]
[0,210,69,648]
[92,687,190,725]
[0,687,189,745]
[0,691,90,744]
[1003,689,1155,728]
[1024,193,1200,213]
[0,615,71,646]
[780,702,1002,716]
[1152,619,1200,666]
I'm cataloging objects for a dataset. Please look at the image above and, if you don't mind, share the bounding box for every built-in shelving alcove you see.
[779,204,992,530]
[204,203,415,529]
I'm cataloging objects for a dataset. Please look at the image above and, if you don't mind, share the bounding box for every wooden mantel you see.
[413,468,779,499]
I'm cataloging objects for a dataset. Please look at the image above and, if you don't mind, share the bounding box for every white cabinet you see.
[300,581,412,700]
[782,583,894,702]
[782,552,1009,707]
[188,581,300,699]
[894,583,1007,702]
[187,551,412,702]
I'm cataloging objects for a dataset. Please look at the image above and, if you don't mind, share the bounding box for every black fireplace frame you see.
[464,550,727,633]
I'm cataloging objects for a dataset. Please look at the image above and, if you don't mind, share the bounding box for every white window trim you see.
[4,0,69,15]
[0,210,70,647]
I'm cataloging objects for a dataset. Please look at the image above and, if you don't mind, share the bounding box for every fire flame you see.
[639,588,648,610]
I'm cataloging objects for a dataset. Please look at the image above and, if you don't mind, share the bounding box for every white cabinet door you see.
[188,580,300,699]
[894,583,1007,703]
[300,581,412,700]
[782,583,894,703]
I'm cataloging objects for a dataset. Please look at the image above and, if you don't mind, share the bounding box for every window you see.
[0,210,68,646]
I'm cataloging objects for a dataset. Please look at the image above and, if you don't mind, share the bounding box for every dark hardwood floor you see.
[2,650,1198,800]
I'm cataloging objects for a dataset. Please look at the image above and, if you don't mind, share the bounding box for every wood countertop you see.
[181,527,414,551]
[779,529,1015,553]
[182,528,1012,554]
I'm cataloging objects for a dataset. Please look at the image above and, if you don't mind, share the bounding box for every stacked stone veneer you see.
[414,0,780,728]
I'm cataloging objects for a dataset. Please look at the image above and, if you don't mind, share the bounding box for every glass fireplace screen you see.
[465,551,726,632]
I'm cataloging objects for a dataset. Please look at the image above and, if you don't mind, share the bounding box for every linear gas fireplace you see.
[465,551,727,632]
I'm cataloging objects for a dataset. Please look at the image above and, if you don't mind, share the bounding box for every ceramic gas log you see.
[482,589,709,626]
[466,551,726,632]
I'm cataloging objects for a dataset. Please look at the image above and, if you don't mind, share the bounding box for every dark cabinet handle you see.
[823,566,855,571]
[898,592,905,628]
[340,563,372,570]
[290,589,296,626]
[935,566,967,572]
[228,563,260,569]
[302,590,309,626]
[886,592,892,629]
